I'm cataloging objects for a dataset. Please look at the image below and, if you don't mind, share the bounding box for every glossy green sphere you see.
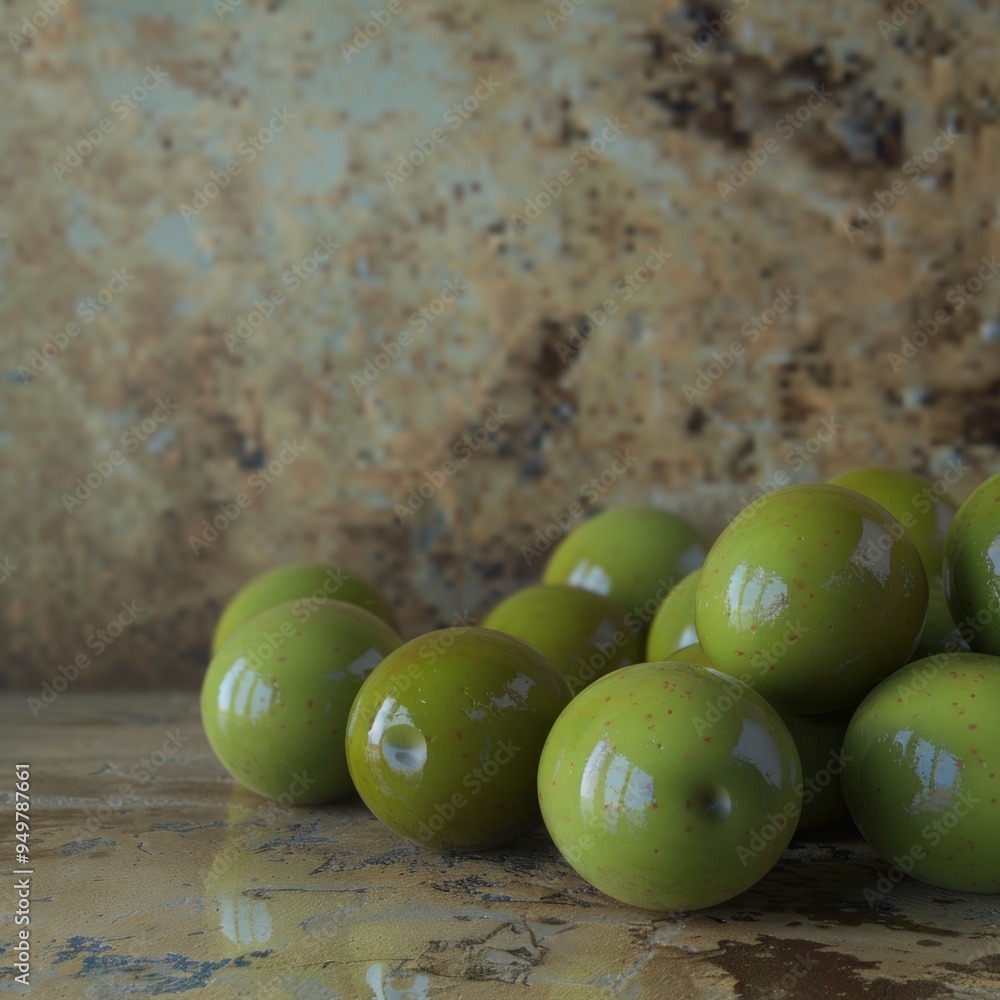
[481,584,643,695]
[538,661,802,910]
[943,473,1000,655]
[201,599,402,804]
[646,569,701,661]
[842,651,1000,892]
[696,484,928,713]
[828,466,955,577]
[541,507,707,622]
[345,627,573,851]
[212,562,396,654]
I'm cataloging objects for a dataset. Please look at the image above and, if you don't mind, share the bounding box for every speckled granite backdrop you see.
[1,0,999,690]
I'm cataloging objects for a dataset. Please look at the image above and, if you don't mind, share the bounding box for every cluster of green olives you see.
[200,468,1000,912]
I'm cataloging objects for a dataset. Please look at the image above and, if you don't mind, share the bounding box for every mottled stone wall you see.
[2,0,999,691]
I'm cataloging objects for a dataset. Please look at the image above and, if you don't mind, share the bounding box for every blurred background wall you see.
[2,0,999,691]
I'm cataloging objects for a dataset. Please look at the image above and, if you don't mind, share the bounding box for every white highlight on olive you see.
[567,559,614,596]
[733,716,784,790]
[344,646,385,680]
[381,724,427,774]
[728,563,789,627]
[850,518,893,585]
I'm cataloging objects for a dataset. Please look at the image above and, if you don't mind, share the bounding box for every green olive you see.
[943,473,1000,655]
[842,651,1000,892]
[481,583,643,695]
[345,627,573,851]
[541,507,707,624]
[646,569,701,661]
[828,466,955,577]
[212,562,396,654]
[696,484,928,713]
[201,599,402,804]
[538,661,802,910]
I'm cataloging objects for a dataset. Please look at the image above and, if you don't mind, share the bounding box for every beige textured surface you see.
[1,1,999,689]
[2,693,999,998]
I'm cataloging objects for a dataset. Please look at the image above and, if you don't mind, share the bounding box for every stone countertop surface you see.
[1,693,998,998]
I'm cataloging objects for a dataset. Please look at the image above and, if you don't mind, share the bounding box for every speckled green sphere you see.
[201,599,402,804]
[482,584,643,695]
[541,507,707,622]
[646,569,701,661]
[212,562,396,654]
[828,466,955,577]
[346,627,573,852]
[842,652,1000,892]
[538,661,802,911]
[943,473,1000,655]
[696,484,928,714]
